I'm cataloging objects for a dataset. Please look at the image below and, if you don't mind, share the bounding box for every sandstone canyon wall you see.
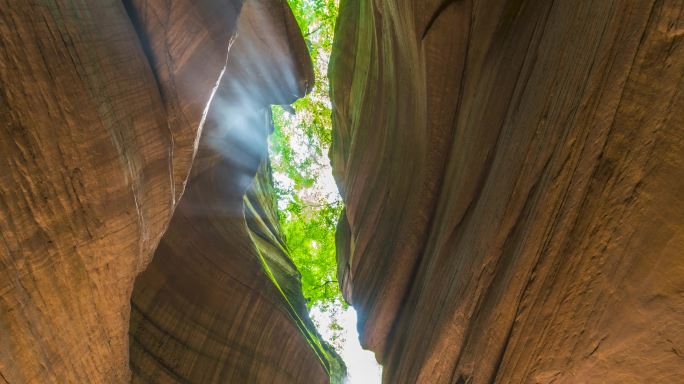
[331,0,684,383]
[1,0,340,382]
[129,1,343,382]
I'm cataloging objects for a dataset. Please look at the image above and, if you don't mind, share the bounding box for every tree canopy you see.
[269,0,345,347]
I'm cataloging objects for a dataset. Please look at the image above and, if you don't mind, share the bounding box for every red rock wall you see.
[1,0,340,382]
[330,0,684,382]
[129,1,343,382]
[0,1,187,381]
[122,0,242,199]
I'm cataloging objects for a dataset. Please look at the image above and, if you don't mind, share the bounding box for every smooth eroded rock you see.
[0,1,176,382]
[1,0,331,382]
[129,1,343,382]
[330,0,684,382]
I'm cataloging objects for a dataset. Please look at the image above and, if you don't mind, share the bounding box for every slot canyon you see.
[1,0,682,383]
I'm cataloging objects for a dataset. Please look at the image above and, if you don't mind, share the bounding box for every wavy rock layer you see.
[129,1,343,383]
[1,0,337,383]
[122,0,242,199]
[0,1,193,381]
[331,0,684,383]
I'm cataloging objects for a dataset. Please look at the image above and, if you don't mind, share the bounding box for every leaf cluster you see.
[269,0,343,312]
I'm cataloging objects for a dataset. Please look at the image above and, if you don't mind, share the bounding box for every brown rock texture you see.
[0,2,187,381]
[122,0,242,199]
[330,0,684,383]
[129,1,343,383]
[1,0,339,382]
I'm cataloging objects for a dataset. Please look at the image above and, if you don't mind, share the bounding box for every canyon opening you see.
[1,0,683,383]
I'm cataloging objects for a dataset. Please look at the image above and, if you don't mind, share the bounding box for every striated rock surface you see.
[122,0,242,199]
[1,0,338,382]
[0,2,186,381]
[129,0,344,382]
[331,0,684,383]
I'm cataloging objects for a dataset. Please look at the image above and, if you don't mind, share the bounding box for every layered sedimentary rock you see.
[1,0,338,382]
[331,0,684,383]
[122,0,242,199]
[129,1,343,382]
[0,1,211,381]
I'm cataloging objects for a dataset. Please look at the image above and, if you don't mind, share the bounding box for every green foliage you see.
[281,0,338,156]
[268,0,344,350]
[287,0,339,59]
[269,0,342,308]
[279,198,343,305]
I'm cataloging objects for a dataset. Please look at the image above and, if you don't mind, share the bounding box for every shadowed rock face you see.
[129,1,344,382]
[1,0,340,382]
[331,0,684,383]
[122,0,242,200]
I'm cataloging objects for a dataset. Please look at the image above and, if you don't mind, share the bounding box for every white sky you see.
[310,305,383,383]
